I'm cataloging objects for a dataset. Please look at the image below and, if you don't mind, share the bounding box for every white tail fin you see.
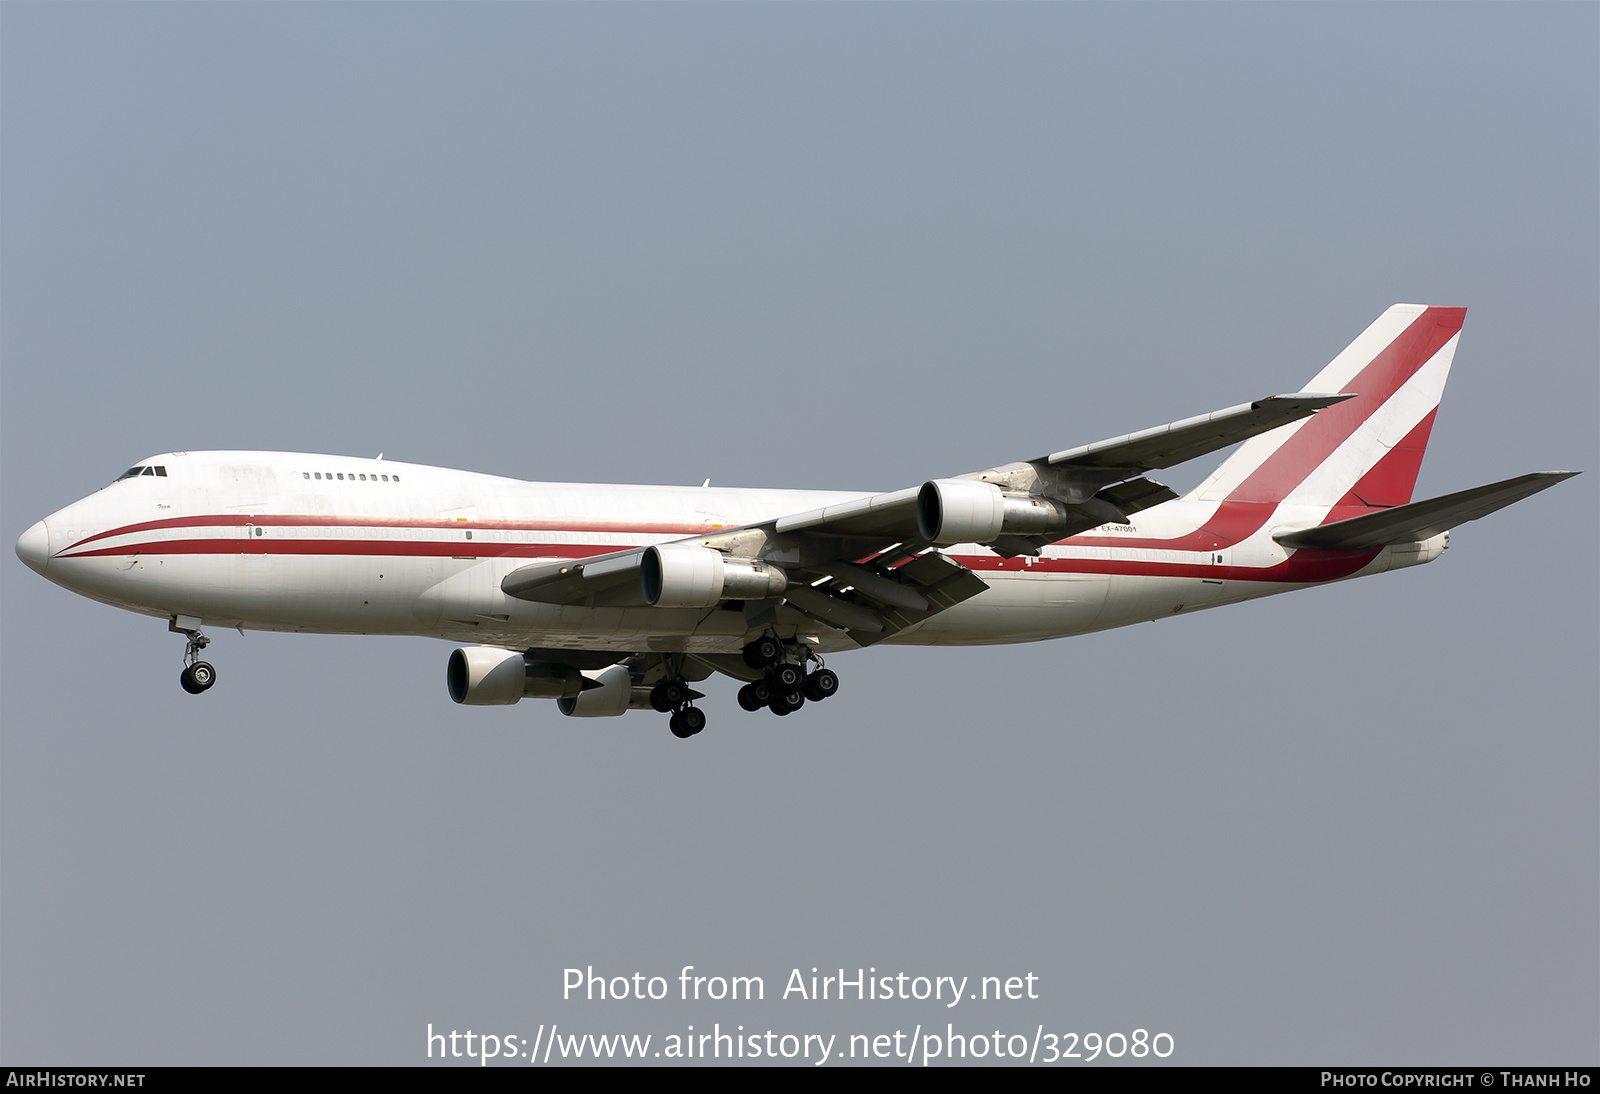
[1191,305,1464,516]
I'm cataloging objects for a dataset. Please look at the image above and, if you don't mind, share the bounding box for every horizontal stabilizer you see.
[1273,471,1579,550]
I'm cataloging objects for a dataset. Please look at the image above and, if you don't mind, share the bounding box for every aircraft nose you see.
[16,520,49,576]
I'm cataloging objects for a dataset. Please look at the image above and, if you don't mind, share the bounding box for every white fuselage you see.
[21,450,1442,657]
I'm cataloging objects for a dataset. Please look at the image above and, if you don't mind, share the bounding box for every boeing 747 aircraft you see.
[15,305,1577,738]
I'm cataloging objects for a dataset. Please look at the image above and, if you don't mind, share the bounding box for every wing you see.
[501,392,1353,645]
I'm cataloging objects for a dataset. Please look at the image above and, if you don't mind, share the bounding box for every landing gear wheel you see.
[769,690,805,716]
[650,679,689,712]
[768,662,805,694]
[180,661,216,694]
[803,668,839,702]
[737,681,773,712]
[669,707,706,738]
[743,635,783,670]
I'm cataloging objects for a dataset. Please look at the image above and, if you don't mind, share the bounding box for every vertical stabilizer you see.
[1191,305,1465,515]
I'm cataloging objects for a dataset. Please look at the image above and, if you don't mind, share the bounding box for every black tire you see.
[743,636,782,670]
[180,662,216,694]
[679,706,706,735]
[768,663,804,694]
[737,683,764,712]
[769,690,805,716]
[669,712,695,739]
[651,679,687,713]
[803,668,839,702]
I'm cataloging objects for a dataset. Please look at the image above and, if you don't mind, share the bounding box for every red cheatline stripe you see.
[63,514,724,552]
[951,548,1380,584]
[57,536,1379,585]
[57,540,632,561]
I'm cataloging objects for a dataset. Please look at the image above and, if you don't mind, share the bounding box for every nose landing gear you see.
[170,616,216,694]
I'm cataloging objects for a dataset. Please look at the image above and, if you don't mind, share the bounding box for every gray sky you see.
[3,4,1595,1066]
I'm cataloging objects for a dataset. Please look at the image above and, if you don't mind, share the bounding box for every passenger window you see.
[303,472,310,479]
[392,475,400,482]
[337,473,344,481]
[315,473,322,480]
[359,474,367,481]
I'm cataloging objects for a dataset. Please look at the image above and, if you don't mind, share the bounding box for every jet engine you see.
[917,479,1070,544]
[446,646,594,705]
[447,646,528,705]
[640,544,787,607]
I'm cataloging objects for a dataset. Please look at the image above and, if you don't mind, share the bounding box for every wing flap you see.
[780,550,990,647]
[1274,471,1579,550]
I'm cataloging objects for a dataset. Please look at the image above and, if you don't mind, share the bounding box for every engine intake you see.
[917,479,1005,544]
[641,544,787,607]
[447,646,528,705]
[447,646,595,704]
[917,480,1070,544]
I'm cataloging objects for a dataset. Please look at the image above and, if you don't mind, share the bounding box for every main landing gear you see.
[170,616,217,695]
[655,639,843,741]
[650,675,707,739]
[736,637,839,719]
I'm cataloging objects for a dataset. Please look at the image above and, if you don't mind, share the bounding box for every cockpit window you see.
[117,467,145,481]
[114,465,168,482]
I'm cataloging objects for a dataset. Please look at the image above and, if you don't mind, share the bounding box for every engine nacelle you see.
[917,479,1005,544]
[447,646,529,705]
[917,480,1073,544]
[556,664,634,717]
[641,544,787,607]
[448,647,595,704]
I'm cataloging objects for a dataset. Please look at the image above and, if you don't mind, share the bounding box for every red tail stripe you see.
[1328,408,1438,513]
[1222,306,1462,504]
[1069,306,1462,552]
